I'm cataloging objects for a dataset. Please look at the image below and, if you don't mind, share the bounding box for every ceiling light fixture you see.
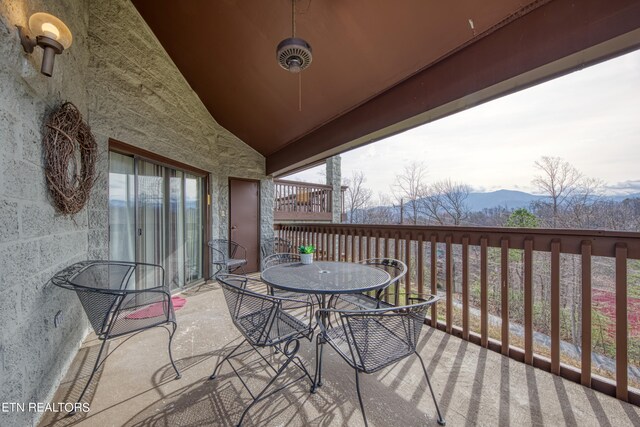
[276,0,312,73]
[18,12,73,77]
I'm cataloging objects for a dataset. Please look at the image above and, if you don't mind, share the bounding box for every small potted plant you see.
[298,244,315,265]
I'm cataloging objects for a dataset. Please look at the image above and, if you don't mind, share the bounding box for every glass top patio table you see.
[261,261,391,295]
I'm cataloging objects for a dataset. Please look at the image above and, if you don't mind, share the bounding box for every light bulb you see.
[28,12,73,49]
[287,57,302,73]
[40,22,60,40]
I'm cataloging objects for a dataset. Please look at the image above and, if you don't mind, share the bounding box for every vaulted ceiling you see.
[132,0,640,175]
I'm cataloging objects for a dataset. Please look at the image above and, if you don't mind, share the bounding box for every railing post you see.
[501,237,510,356]
[524,238,533,365]
[616,243,628,401]
[418,234,425,300]
[462,235,469,341]
[445,235,453,334]
[581,241,592,387]
[551,240,561,375]
[405,233,412,300]
[430,234,438,328]
[480,237,488,347]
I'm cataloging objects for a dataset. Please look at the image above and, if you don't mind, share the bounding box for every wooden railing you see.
[275,223,640,405]
[274,179,345,222]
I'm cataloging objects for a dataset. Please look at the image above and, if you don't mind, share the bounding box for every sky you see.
[286,49,640,196]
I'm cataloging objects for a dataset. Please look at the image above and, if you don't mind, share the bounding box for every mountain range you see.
[462,190,640,212]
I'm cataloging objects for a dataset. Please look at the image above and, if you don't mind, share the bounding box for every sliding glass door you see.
[109,152,206,289]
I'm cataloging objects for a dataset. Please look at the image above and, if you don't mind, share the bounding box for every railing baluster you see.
[462,235,469,341]
[481,237,488,348]
[446,235,453,334]
[352,231,357,262]
[418,234,424,300]
[322,231,327,260]
[524,238,533,365]
[501,237,509,356]
[312,228,317,256]
[431,234,438,327]
[394,233,401,305]
[581,241,592,386]
[384,233,390,303]
[406,233,412,300]
[616,243,628,401]
[551,240,561,375]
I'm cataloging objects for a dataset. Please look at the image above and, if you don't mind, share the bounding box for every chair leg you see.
[68,338,108,416]
[236,339,299,427]
[208,264,223,282]
[210,338,247,380]
[416,351,446,426]
[354,369,369,427]
[168,322,181,379]
[311,334,324,393]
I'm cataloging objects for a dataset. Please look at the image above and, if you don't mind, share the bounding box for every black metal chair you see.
[262,253,315,317]
[208,239,248,279]
[314,296,445,426]
[211,274,314,426]
[332,258,408,310]
[50,261,181,414]
[260,237,293,269]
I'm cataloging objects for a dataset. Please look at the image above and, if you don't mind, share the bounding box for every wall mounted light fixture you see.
[18,12,73,77]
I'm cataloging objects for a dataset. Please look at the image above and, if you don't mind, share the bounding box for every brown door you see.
[229,178,260,272]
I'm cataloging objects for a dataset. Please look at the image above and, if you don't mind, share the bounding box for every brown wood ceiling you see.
[132,0,640,175]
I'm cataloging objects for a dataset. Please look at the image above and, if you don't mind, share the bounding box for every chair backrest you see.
[51,261,169,337]
[274,237,292,253]
[337,296,437,373]
[262,253,301,269]
[260,237,293,259]
[209,239,229,263]
[217,274,281,346]
[359,258,407,287]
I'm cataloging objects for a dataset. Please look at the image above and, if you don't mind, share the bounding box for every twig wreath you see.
[43,102,97,215]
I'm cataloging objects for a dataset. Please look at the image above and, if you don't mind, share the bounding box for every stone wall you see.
[0,1,270,425]
[87,1,270,257]
[0,1,91,426]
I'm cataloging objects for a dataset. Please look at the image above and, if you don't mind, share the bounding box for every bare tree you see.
[343,171,372,223]
[420,179,471,225]
[532,156,582,227]
[434,179,471,225]
[392,161,427,224]
[421,190,446,224]
[364,193,398,224]
[563,177,604,228]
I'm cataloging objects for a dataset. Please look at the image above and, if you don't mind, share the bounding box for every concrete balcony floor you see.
[40,282,640,427]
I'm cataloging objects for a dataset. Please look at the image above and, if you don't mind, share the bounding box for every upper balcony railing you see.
[274,179,346,222]
[274,222,640,406]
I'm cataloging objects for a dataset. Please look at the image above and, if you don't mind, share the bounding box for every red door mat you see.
[126,296,187,320]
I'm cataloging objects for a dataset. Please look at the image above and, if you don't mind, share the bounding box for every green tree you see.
[505,208,540,228]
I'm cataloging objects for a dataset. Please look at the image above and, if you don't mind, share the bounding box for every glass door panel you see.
[109,153,135,262]
[136,160,165,289]
[185,174,203,282]
[167,169,185,288]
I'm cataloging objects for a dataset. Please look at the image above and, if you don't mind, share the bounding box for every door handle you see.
[231,226,238,230]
